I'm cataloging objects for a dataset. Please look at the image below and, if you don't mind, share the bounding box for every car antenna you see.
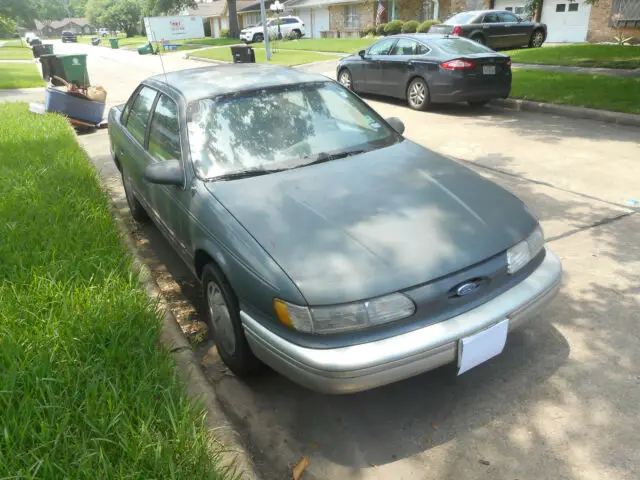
[148,26,168,85]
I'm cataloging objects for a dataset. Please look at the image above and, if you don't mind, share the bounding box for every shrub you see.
[401,20,419,33]
[284,30,299,40]
[417,19,441,33]
[360,26,376,37]
[384,20,404,36]
[376,23,387,36]
[220,28,230,38]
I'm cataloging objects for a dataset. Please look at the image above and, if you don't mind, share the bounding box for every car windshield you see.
[187,82,399,180]
[444,12,478,24]
[434,37,494,54]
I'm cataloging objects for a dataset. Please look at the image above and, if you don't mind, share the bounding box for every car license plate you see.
[457,319,508,375]
[483,65,496,75]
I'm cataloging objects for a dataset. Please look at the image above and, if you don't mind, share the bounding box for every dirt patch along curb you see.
[492,98,640,127]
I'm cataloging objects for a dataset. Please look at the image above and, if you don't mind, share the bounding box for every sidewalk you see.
[512,62,640,78]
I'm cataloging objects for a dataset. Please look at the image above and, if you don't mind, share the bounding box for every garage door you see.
[294,8,313,37]
[541,0,591,43]
[313,8,330,39]
[494,0,528,18]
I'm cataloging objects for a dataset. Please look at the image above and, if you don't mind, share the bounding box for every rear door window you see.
[499,12,519,23]
[390,39,429,56]
[125,86,158,146]
[482,13,501,23]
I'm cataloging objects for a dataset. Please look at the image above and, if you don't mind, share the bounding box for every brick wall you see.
[329,2,376,30]
[587,0,640,43]
[438,0,491,19]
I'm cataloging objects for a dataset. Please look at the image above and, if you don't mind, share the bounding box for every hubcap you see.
[339,71,351,89]
[207,281,236,354]
[409,81,426,107]
[533,32,543,46]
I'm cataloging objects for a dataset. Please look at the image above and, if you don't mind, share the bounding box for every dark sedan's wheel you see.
[253,33,264,43]
[122,170,148,221]
[468,100,489,108]
[338,68,353,91]
[407,77,430,111]
[471,34,486,45]
[529,29,545,48]
[201,263,261,377]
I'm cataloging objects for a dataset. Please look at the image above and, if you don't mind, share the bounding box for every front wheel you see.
[407,77,430,111]
[121,170,148,221]
[253,33,264,43]
[471,34,485,45]
[529,29,545,48]
[338,68,353,91]
[201,263,261,377]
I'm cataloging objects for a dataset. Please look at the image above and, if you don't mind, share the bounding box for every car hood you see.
[207,141,537,305]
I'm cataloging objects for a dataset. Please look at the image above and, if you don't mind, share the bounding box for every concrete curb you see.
[106,197,260,480]
[492,98,640,127]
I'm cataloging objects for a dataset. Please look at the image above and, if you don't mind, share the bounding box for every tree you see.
[0,0,39,27]
[70,0,90,17]
[37,0,67,21]
[227,0,239,37]
[0,14,17,38]
[143,0,196,16]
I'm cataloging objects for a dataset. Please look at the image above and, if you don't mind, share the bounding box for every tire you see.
[291,29,302,39]
[201,263,261,376]
[468,100,489,108]
[253,33,264,43]
[529,29,545,48]
[406,77,430,111]
[121,170,148,221]
[338,68,354,91]
[471,34,486,45]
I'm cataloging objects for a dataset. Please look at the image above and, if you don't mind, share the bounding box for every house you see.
[34,18,97,37]
[189,0,274,37]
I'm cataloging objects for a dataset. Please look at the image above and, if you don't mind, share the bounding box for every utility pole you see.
[260,0,271,60]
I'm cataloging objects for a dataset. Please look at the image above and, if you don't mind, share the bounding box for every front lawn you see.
[1,38,26,47]
[511,69,640,114]
[273,37,377,53]
[505,44,640,69]
[0,63,44,88]
[0,45,32,60]
[190,47,340,65]
[0,103,229,479]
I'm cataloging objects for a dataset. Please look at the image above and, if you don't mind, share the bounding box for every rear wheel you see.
[121,170,148,221]
[338,68,353,91]
[201,263,261,377]
[471,34,485,45]
[253,33,264,43]
[407,77,430,111]
[468,100,489,108]
[529,29,545,48]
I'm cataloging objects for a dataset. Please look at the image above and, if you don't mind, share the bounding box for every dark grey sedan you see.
[108,65,561,394]
[337,34,511,111]
[430,10,547,49]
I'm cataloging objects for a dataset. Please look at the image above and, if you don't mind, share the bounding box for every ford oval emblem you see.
[456,281,480,297]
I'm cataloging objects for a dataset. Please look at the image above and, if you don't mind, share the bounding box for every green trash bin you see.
[54,54,90,87]
[109,38,119,49]
[137,43,154,55]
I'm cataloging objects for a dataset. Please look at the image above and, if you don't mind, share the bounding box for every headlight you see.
[274,293,415,334]
[507,225,545,274]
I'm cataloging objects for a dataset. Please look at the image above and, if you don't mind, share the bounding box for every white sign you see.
[457,319,509,375]
[143,15,205,43]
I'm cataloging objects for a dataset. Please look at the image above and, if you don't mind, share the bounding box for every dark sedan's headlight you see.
[274,293,415,334]
[507,226,545,274]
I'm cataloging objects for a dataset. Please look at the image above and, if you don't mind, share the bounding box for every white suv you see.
[240,16,306,43]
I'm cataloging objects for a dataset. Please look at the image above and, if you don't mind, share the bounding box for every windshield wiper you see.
[208,167,286,181]
[301,149,367,167]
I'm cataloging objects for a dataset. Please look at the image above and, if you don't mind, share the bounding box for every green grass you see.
[0,45,32,60]
[1,38,27,47]
[272,37,377,53]
[505,44,640,69]
[0,103,230,479]
[511,69,640,114]
[78,35,148,47]
[175,37,240,47]
[190,46,340,65]
[0,63,44,88]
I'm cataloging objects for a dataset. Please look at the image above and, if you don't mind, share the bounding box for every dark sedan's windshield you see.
[444,12,478,24]
[187,82,398,180]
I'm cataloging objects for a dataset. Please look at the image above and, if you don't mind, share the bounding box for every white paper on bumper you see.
[457,319,509,375]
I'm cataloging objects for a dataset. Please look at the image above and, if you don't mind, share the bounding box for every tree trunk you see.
[228,0,239,37]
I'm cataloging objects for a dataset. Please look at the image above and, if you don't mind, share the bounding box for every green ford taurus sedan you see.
[108,64,562,394]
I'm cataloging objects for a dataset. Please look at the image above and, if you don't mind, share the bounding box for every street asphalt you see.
[6,40,640,480]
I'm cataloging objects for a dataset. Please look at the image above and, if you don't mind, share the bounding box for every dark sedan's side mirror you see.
[386,117,405,135]
[143,160,184,186]
[358,49,366,59]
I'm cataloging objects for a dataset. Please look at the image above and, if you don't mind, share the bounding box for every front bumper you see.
[242,248,562,394]
[240,32,255,42]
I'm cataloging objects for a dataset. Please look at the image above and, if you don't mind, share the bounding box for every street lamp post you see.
[270,0,285,40]
[260,0,271,60]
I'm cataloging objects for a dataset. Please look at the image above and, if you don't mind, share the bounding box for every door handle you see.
[483,25,489,29]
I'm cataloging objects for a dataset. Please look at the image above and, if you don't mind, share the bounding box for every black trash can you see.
[230,45,256,64]
[91,37,101,46]
[32,43,52,58]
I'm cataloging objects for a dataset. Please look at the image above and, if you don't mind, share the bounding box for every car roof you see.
[146,64,331,103]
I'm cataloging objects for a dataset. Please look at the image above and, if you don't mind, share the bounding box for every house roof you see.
[188,1,226,18]
[35,18,93,30]
[284,0,355,7]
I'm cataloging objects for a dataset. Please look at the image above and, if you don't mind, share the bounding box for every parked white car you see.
[98,28,109,37]
[240,16,306,43]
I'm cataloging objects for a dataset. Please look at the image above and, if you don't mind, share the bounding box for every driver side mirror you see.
[143,160,184,186]
[358,49,366,59]
[385,117,405,135]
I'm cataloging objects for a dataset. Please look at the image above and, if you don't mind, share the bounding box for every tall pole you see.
[260,0,271,60]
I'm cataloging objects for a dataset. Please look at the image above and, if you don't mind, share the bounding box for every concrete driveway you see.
[66,42,640,480]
